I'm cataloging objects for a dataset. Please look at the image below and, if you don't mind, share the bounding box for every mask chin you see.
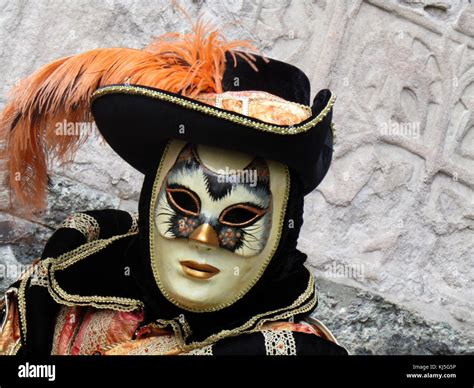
[149,139,290,312]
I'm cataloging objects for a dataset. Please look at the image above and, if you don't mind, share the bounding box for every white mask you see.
[150,140,289,312]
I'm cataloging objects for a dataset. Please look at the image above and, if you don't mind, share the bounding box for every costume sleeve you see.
[0,289,22,355]
[0,209,138,355]
[41,209,138,259]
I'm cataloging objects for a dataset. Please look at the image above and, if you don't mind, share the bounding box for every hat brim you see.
[91,84,335,194]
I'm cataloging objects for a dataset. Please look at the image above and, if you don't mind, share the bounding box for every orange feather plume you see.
[0,21,257,213]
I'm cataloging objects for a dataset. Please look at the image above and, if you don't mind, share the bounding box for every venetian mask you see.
[150,140,289,312]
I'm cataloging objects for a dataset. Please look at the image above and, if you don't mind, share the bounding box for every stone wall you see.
[0,0,472,354]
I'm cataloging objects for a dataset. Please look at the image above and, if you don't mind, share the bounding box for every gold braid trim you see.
[29,258,53,288]
[128,212,139,233]
[184,344,213,355]
[11,260,47,345]
[92,85,336,135]
[46,231,143,311]
[151,270,316,352]
[11,341,22,355]
[17,276,29,344]
[14,228,142,348]
[58,213,100,242]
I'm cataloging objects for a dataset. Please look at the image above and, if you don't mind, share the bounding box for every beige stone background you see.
[0,0,473,354]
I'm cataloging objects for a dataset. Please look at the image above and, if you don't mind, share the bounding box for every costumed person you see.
[0,21,347,355]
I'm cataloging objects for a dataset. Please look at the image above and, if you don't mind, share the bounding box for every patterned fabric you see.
[1,296,340,355]
[0,290,21,355]
[128,212,139,233]
[47,306,335,355]
[185,345,213,355]
[51,307,144,355]
[262,330,297,355]
[29,260,50,288]
[196,91,311,126]
[260,320,333,340]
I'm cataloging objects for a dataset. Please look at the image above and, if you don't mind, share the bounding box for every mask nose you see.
[189,223,220,248]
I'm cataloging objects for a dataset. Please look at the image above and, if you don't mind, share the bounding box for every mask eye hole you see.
[219,204,266,228]
[166,186,200,216]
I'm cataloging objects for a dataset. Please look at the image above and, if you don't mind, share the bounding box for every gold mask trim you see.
[92,85,335,135]
[149,140,291,313]
[149,269,316,352]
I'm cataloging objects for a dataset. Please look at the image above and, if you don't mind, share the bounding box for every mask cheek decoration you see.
[217,202,272,256]
[151,140,289,312]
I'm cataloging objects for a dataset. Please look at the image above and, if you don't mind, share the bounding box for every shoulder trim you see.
[58,213,101,242]
[46,231,143,312]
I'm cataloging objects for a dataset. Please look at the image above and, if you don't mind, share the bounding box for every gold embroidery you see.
[51,306,69,355]
[14,223,315,353]
[29,258,53,288]
[67,310,84,355]
[262,330,297,355]
[13,229,142,346]
[150,271,316,352]
[184,344,213,355]
[3,260,47,351]
[0,288,17,333]
[92,85,335,135]
[17,276,29,343]
[58,213,100,242]
[148,141,291,313]
[45,232,143,311]
[196,90,312,126]
[0,288,22,355]
[15,259,55,343]
[128,212,139,233]
[253,291,316,332]
[11,341,21,355]
[79,309,115,355]
[127,335,179,355]
[178,313,193,338]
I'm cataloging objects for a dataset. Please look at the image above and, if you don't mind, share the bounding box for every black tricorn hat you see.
[91,53,335,195]
[0,25,335,212]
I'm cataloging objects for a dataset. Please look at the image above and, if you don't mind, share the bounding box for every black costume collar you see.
[26,229,316,351]
[22,157,318,351]
[127,155,318,349]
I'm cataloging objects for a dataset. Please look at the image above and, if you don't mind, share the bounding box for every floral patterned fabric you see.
[196,91,311,126]
[48,305,333,355]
